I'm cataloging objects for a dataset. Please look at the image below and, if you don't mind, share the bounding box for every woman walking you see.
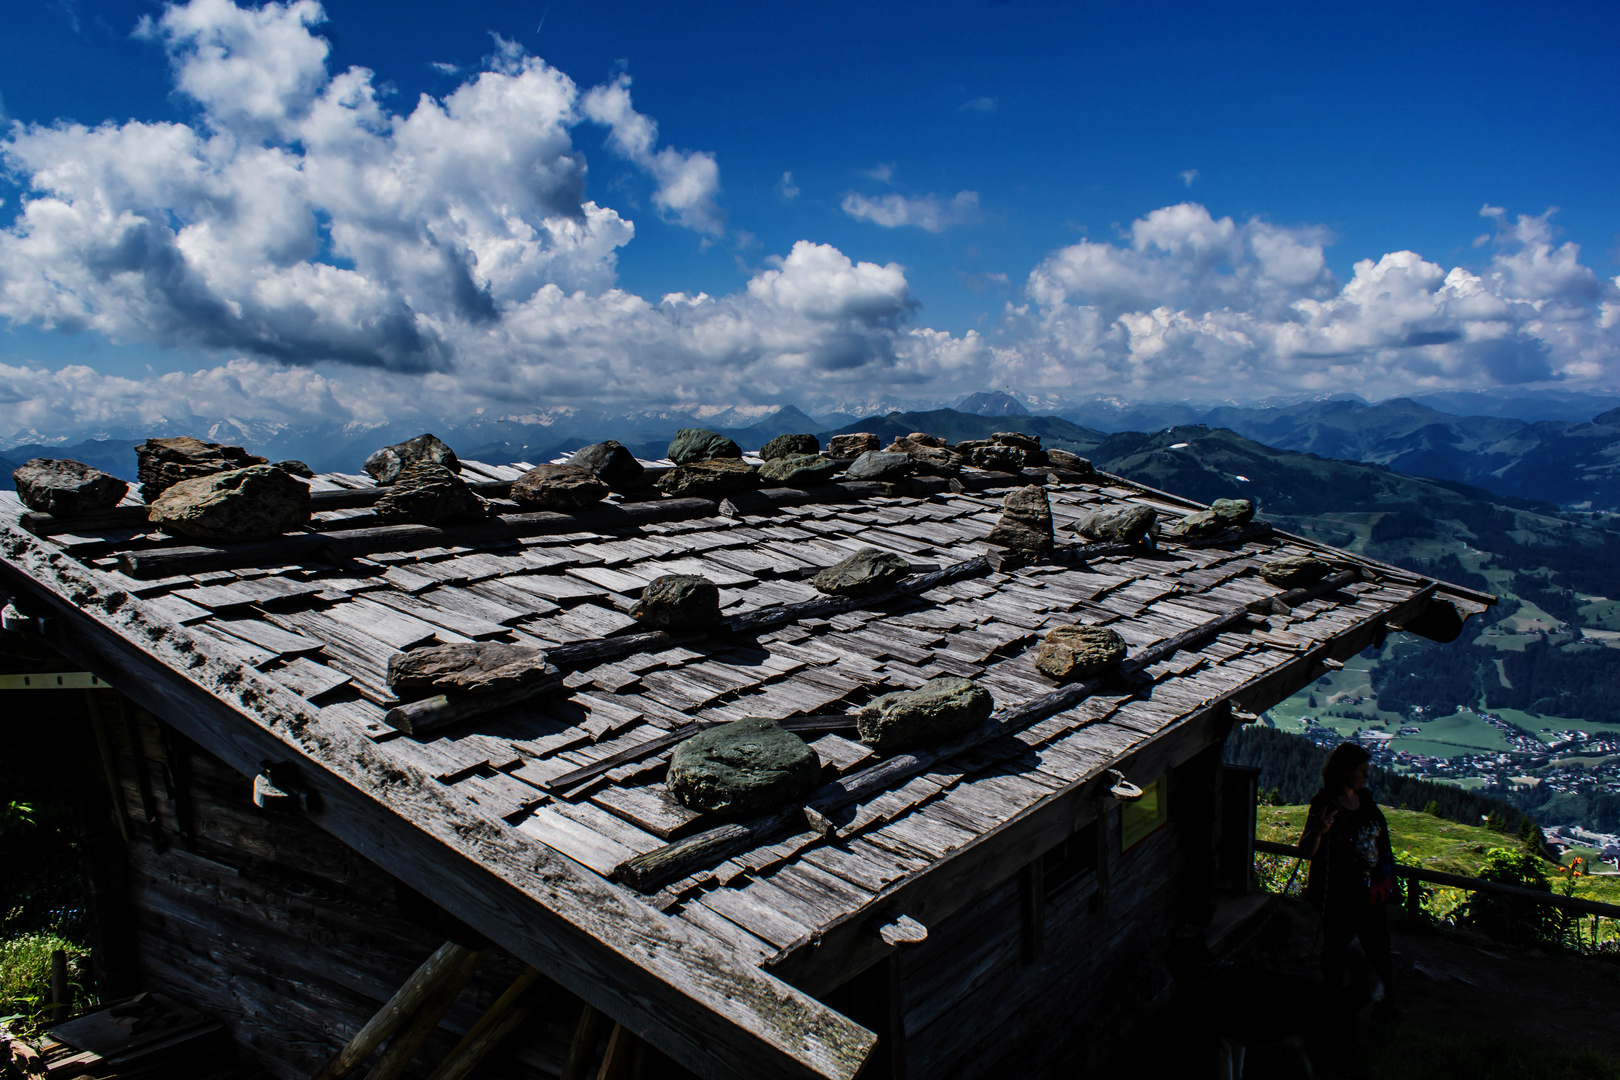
[1299,742,1398,1021]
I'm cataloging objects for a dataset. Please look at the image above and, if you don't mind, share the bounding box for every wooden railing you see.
[1253,838,1620,919]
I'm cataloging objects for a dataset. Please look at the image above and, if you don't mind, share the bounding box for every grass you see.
[1321,1024,1620,1080]
[1256,805,1620,924]
[0,930,90,1035]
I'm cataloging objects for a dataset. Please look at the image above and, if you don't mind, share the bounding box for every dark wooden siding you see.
[97,694,576,1079]
[896,740,1230,1079]
[899,822,1184,1079]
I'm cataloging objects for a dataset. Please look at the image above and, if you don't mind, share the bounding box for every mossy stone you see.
[759,453,841,486]
[654,459,759,497]
[1033,624,1127,680]
[1074,504,1158,544]
[1259,554,1333,589]
[811,547,910,596]
[760,433,820,460]
[566,440,645,489]
[857,677,994,753]
[1174,498,1255,536]
[844,451,913,482]
[630,574,721,630]
[667,428,742,464]
[667,717,822,815]
[148,464,310,541]
[986,484,1053,558]
[510,464,609,509]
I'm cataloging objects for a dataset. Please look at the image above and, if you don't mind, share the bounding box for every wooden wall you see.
[90,692,579,1079]
[896,747,1220,1079]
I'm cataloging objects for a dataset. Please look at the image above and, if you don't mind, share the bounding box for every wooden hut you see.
[0,446,1491,1079]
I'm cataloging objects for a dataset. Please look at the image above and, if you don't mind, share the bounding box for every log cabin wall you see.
[897,746,1221,1079]
[899,826,1183,1078]
[92,691,576,1079]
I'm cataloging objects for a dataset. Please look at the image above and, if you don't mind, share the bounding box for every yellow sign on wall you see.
[1120,776,1168,850]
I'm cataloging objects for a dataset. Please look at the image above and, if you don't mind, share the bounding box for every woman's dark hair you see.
[1321,742,1371,793]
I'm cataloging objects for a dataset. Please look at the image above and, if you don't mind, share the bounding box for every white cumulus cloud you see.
[0,0,1617,444]
[1006,203,1620,399]
[580,72,724,237]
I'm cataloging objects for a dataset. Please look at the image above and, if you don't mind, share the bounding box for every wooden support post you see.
[360,948,488,1080]
[111,696,165,853]
[311,940,481,1080]
[81,691,131,843]
[153,721,196,847]
[72,694,139,1001]
[424,967,553,1080]
[1093,804,1113,912]
[1019,861,1045,964]
[597,1023,644,1080]
[48,950,69,1022]
[560,1003,607,1080]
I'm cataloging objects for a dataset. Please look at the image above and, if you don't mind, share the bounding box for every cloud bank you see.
[1,0,1617,443]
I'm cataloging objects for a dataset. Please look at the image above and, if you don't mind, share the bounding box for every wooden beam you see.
[115,498,723,579]
[424,967,554,1080]
[82,691,132,843]
[312,940,482,1080]
[598,1024,644,1080]
[18,481,519,537]
[111,694,165,854]
[1254,840,1620,919]
[360,947,489,1080]
[0,521,876,1080]
[560,1004,608,1080]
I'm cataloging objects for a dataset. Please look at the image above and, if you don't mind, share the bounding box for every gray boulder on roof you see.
[148,464,310,542]
[12,459,128,516]
[667,716,822,815]
[667,428,742,464]
[364,433,460,485]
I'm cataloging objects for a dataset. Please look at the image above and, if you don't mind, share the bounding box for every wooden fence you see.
[1253,838,1620,920]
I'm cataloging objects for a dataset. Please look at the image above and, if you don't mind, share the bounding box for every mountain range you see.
[13,390,1620,511]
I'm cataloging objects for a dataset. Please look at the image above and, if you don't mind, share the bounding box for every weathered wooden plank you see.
[698,886,815,951]
[591,785,705,841]
[114,498,728,579]
[211,616,326,655]
[365,590,511,639]
[267,656,353,700]
[514,807,635,875]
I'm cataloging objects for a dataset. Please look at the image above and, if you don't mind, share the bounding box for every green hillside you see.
[1082,424,1620,830]
[1258,804,1620,914]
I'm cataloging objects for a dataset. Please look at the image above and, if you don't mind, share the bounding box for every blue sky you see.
[0,0,1616,439]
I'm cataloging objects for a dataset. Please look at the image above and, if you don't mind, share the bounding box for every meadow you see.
[1257,804,1620,941]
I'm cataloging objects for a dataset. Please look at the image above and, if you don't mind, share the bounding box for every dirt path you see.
[1240,899,1620,1067]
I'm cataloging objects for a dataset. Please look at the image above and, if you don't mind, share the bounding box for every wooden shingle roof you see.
[0,456,1490,1078]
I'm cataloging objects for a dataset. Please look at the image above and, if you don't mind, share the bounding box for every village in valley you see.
[1273,668,1620,866]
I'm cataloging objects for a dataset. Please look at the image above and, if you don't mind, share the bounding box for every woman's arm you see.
[1299,801,1337,858]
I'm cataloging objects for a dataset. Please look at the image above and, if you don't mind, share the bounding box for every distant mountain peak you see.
[956,391,1029,417]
